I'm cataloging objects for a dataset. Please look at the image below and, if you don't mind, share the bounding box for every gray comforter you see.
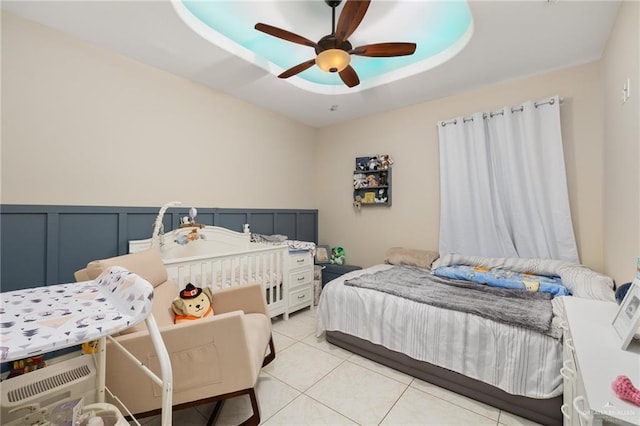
[344,265,555,335]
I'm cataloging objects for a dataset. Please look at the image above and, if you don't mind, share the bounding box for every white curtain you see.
[438,96,579,263]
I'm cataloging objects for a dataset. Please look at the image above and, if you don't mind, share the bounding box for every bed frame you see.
[326,331,562,426]
[129,225,290,318]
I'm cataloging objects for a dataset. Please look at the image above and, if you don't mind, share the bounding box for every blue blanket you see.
[434,265,570,296]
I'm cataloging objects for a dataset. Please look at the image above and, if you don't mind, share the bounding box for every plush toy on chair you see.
[172,283,214,324]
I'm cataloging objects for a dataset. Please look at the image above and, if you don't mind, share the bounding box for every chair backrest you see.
[75,248,168,288]
[75,249,177,332]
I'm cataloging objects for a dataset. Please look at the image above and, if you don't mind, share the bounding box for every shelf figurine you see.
[378,154,394,170]
[375,189,388,203]
[367,157,379,170]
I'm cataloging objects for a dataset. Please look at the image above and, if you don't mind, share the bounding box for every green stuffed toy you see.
[330,247,346,265]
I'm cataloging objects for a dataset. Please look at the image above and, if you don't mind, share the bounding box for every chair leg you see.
[206,388,260,426]
[206,400,225,426]
[262,335,276,367]
[240,388,260,426]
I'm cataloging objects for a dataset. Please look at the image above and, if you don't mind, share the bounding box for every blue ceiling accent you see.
[175,1,473,92]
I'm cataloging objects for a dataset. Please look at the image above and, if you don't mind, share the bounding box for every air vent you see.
[7,364,92,403]
[2,354,98,425]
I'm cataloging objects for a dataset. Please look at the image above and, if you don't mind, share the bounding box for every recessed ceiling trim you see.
[171,0,273,73]
[172,0,474,95]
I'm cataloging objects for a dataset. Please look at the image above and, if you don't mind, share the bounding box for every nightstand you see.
[321,264,362,287]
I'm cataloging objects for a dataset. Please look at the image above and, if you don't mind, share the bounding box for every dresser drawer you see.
[289,251,312,269]
[289,286,313,310]
[290,269,313,289]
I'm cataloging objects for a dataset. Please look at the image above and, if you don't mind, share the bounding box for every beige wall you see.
[602,0,640,284]
[3,9,637,281]
[0,12,317,209]
[316,62,606,271]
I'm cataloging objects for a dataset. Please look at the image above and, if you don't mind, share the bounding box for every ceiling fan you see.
[254,0,417,88]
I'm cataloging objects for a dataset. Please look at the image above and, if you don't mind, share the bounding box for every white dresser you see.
[286,250,314,318]
[562,297,640,426]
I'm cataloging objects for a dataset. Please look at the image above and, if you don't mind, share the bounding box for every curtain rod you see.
[440,97,563,127]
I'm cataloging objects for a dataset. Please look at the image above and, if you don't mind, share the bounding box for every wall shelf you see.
[353,156,392,207]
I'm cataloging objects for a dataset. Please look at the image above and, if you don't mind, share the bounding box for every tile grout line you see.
[263,317,363,425]
[286,321,505,425]
[408,382,503,423]
[376,382,412,425]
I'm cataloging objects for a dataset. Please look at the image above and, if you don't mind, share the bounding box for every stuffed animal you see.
[172,283,214,324]
[378,154,394,170]
[378,171,388,187]
[353,173,367,189]
[365,174,378,187]
[353,195,363,210]
[330,247,346,265]
[367,157,379,170]
[375,188,388,203]
[175,229,205,245]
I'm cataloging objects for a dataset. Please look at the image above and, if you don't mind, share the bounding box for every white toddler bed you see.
[129,225,289,318]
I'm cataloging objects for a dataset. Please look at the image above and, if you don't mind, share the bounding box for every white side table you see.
[562,297,640,426]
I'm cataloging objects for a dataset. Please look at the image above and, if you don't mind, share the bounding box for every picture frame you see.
[315,245,331,264]
[612,279,640,350]
[364,192,375,204]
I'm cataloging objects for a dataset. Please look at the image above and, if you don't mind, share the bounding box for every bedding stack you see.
[433,253,615,302]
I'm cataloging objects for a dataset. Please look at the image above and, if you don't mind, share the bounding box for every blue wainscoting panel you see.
[59,213,119,282]
[1,213,47,291]
[276,213,297,239]
[127,212,162,242]
[250,213,276,236]
[298,212,318,243]
[190,211,214,227]
[1,205,318,291]
[216,212,248,232]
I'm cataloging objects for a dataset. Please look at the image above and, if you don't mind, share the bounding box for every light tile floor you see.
[132,308,542,426]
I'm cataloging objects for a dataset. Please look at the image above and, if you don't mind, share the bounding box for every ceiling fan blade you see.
[335,0,371,42]
[351,42,417,57]
[339,65,360,88]
[278,59,316,79]
[255,23,318,48]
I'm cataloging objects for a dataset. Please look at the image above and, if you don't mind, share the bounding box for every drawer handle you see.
[560,367,575,381]
[565,338,575,352]
[298,294,305,299]
[297,259,304,263]
[297,276,305,281]
[560,403,571,420]
[573,396,591,425]
[563,359,576,376]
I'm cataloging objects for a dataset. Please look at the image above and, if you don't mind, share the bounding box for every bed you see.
[316,250,615,426]
[129,225,290,318]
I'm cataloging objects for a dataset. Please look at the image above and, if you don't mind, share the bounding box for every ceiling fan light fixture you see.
[316,49,350,73]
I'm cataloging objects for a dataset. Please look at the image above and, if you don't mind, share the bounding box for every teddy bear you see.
[365,174,378,187]
[172,283,214,324]
[378,154,394,170]
[353,195,363,210]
